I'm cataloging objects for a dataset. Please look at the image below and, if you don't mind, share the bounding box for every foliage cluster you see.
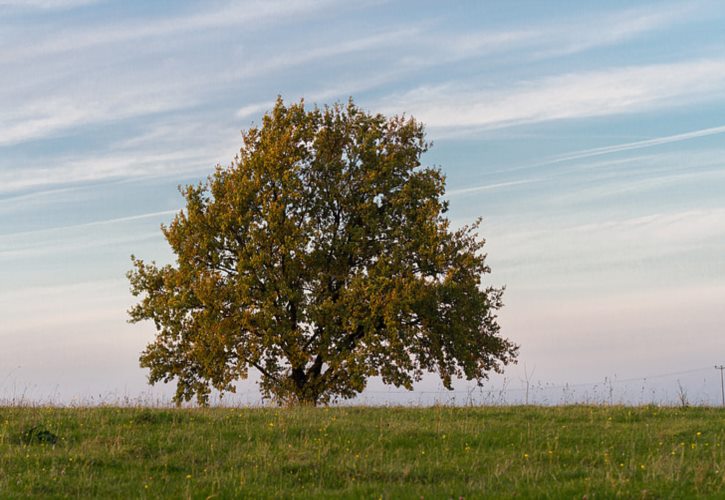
[128,98,516,405]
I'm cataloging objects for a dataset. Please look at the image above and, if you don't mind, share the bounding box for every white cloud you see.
[486,207,725,276]
[551,165,725,206]
[0,279,123,304]
[233,26,421,82]
[532,5,696,58]
[0,23,416,149]
[233,3,695,123]
[0,0,343,63]
[465,126,725,189]
[237,102,275,120]
[236,69,411,119]
[0,2,699,148]
[385,60,725,133]
[451,148,725,210]
[0,229,159,261]
[2,209,179,241]
[544,124,725,165]
[0,147,221,193]
[0,0,96,9]
[447,179,538,197]
[443,4,694,62]
[0,279,129,333]
[0,82,204,147]
[566,208,725,244]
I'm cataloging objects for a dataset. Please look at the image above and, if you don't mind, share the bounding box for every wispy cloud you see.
[0,229,159,261]
[1,209,179,240]
[1,22,415,149]
[233,26,421,84]
[0,279,130,333]
[0,2,702,149]
[443,4,694,62]
[532,5,696,58]
[0,147,223,193]
[0,0,96,9]
[485,207,725,282]
[237,69,412,119]
[544,124,725,164]
[567,208,725,243]
[550,163,725,206]
[0,279,124,304]
[473,124,725,183]
[234,4,692,121]
[0,0,343,63]
[386,59,725,133]
[447,179,538,197]
[457,149,725,208]
[0,82,205,147]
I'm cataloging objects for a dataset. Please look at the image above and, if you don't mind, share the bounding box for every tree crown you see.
[128,97,517,405]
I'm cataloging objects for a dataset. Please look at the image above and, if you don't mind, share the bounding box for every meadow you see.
[0,405,722,498]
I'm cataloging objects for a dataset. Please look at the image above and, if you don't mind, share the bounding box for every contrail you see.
[545,124,725,165]
[447,179,537,196]
[481,123,725,179]
[0,209,179,240]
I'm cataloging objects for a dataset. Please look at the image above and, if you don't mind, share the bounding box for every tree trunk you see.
[289,367,319,406]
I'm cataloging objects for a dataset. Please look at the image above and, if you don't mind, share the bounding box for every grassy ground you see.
[0,405,722,498]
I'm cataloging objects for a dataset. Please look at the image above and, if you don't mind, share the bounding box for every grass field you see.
[0,405,723,498]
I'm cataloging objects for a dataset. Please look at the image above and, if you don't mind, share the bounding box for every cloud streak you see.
[443,4,694,62]
[0,82,206,147]
[484,207,725,288]
[0,147,219,193]
[1,209,179,240]
[545,124,725,164]
[0,23,416,149]
[0,0,96,9]
[447,179,539,197]
[386,59,725,133]
[472,124,725,183]
[0,0,343,63]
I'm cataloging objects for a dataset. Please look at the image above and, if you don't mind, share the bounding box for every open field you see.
[0,405,723,498]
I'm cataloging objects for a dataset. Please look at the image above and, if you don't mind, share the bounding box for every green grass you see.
[0,405,723,498]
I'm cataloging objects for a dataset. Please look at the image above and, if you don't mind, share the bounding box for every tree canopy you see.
[127,97,518,405]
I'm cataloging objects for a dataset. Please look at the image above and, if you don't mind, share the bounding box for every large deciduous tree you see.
[128,98,517,405]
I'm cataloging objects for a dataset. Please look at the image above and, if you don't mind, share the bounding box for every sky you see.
[1,0,724,406]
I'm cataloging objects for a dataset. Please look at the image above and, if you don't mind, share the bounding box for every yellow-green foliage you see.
[0,405,722,498]
[128,98,516,406]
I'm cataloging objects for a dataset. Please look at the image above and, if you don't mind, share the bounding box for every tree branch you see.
[247,359,280,383]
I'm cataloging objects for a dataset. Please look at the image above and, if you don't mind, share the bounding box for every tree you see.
[127,97,518,406]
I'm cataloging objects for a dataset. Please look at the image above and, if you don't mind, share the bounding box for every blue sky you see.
[1,0,724,405]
